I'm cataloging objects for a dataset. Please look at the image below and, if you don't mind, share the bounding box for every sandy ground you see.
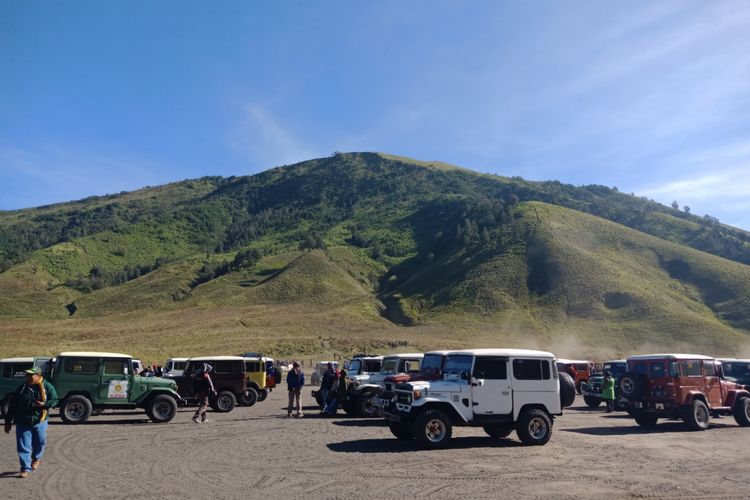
[1,389,749,499]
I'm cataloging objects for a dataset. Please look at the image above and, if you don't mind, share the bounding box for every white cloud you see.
[227,104,320,169]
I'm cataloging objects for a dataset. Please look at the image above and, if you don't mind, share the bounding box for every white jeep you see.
[382,349,564,448]
[347,354,423,417]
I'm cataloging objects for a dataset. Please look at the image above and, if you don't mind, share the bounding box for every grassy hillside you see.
[1,152,749,361]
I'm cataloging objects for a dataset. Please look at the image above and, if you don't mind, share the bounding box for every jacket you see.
[601,377,615,400]
[5,379,59,427]
[286,369,305,390]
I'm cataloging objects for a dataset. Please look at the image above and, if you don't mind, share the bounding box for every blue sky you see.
[2,1,749,229]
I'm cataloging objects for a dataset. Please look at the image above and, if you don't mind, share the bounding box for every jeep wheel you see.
[0,397,9,418]
[257,389,268,402]
[239,388,258,407]
[356,394,378,418]
[583,396,601,408]
[343,401,356,416]
[314,391,325,408]
[483,423,514,438]
[146,394,177,423]
[414,410,452,449]
[620,373,646,401]
[211,391,237,413]
[389,422,414,440]
[733,396,750,427]
[559,372,576,408]
[682,399,710,431]
[516,409,552,446]
[632,410,658,427]
[60,395,93,424]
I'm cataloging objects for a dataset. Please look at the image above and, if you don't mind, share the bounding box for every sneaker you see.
[18,471,30,479]
[296,413,304,418]
[201,418,208,424]
[31,460,40,471]
[192,415,201,423]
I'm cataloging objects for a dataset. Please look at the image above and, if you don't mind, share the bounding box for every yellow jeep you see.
[242,357,268,404]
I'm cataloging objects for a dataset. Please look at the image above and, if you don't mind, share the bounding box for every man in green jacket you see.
[4,367,58,478]
[601,371,616,413]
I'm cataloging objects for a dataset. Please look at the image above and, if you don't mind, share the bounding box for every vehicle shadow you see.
[331,418,386,427]
[565,421,738,436]
[48,419,151,426]
[0,471,20,479]
[327,436,521,453]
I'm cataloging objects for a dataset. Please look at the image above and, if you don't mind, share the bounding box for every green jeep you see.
[0,357,52,417]
[50,352,181,424]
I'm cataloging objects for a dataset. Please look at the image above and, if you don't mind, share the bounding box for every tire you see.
[60,395,93,424]
[516,409,552,446]
[483,423,514,438]
[146,394,177,423]
[632,409,658,427]
[620,373,646,401]
[343,402,356,416]
[0,397,9,418]
[239,388,258,407]
[583,396,602,408]
[559,372,576,408]
[575,380,585,395]
[413,410,452,449]
[257,389,268,402]
[389,422,414,440]
[682,399,710,431]
[356,394,378,418]
[212,391,237,413]
[733,396,750,427]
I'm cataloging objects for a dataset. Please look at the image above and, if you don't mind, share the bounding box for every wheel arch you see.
[412,401,466,424]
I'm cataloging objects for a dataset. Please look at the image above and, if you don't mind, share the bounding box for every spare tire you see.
[559,372,576,408]
[620,373,646,401]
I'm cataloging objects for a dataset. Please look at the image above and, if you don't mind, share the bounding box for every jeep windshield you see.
[420,354,443,375]
[443,354,473,377]
[603,363,627,375]
[723,361,750,384]
[381,358,400,375]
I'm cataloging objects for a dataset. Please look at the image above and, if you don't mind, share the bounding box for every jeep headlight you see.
[413,390,423,400]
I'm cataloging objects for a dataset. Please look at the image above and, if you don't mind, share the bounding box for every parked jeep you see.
[310,361,339,386]
[349,353,423,417]
[242,356,269,404]
[51,352,180,424]
[175,356,250,412]
[0,357,52,417]
[581,360,627,408]
[163,357,188,378]
[383,349,565,448]
[556,359,593,394]
[620,354,750,430]
[719,358,750,386]
[373,351,449,412]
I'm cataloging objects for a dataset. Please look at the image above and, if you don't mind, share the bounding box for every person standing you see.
[601,371,615,413]
[324,368,348,416]
[4,367,58,478]
[319,363,336,411]
[286,362,305,418]
[192,363,215,424]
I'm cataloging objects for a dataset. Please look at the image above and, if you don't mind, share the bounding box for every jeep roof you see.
[0,357,36,363]
[166,357,189,361]
[448,348,556,358]
[718,358,750,363]
[189,355,246,361]
[58,351,132,358]
[628,353,714,361]
[383,353,424,358]
[556,358,592,364]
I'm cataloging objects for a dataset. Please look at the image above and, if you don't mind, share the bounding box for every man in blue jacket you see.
[4,367,58,478]
[286,362,305,418]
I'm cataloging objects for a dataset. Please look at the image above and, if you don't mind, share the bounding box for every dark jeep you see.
[175,356,249,413]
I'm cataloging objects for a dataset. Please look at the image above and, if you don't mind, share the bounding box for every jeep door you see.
[678,360,704,404]
[98,358,133,404]
[702,361,723,408]
[471,356,512,416]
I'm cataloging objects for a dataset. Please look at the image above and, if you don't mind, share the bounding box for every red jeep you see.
[378,350,449,406]
[555,359,593,394]
[620,354,750,430]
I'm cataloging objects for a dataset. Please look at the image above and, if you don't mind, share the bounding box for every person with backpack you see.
[286,362,305,417]
[319,363,336,411]
[4,367,58,478]
[192,362,216,424]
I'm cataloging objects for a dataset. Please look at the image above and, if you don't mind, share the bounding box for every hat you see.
[24,367,41,375]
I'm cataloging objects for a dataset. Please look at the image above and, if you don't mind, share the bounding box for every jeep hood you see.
[399,380,463,393]
[135,376,177,389]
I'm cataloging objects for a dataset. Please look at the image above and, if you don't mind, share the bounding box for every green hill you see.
[1,152,749,361]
